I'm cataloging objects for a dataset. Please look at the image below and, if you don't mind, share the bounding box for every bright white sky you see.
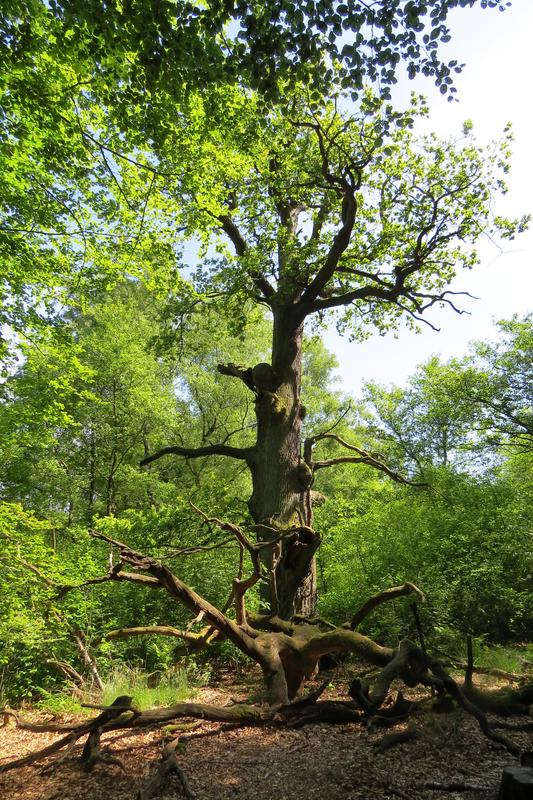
[326,0,533,394]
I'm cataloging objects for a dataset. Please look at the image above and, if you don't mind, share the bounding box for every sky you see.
[326,0,533,395]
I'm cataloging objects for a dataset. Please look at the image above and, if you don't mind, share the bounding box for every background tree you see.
[364,314,533,477]
[452,314,533,453]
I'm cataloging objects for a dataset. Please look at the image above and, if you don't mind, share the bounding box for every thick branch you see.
[308,281,472,318]
[140,443,252,467]
[301,189,357,303]
[300,628,393,666]
[349,583,426,630]
[217,213,275,300]
[351,639,422,713]
[295,117,369,304]
[217,363,255,392]
[105,626,213,646]
[89,530,260,662]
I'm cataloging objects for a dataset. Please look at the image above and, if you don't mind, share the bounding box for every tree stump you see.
[498,766,533,800]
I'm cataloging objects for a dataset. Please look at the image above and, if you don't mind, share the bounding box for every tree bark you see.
[247,307,319,618]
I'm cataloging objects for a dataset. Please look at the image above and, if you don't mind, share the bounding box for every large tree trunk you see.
[247,306,318,618]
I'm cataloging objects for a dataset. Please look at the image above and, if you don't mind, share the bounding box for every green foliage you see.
[458,315,533,451]
[101,666,189,710]
[364,314,533,475]
[0,288,271,703]
[317,466,533,643]
[1,1,508,356]
[2,308,533,704]
[0,503,64,703]
[316,317,533,646]
[35,691,87,715]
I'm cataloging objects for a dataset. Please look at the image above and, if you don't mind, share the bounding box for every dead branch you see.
[104,625,214,647]
[217,362,255,392]
[428,658,521,755]
[46,659,84,687]
[308,432,427,486]
[89,528,261,662]
[81,728,125,773]
[374,728,420,753]
[349,583,425,629]
[350,640,423,713]
[424,781,492,792]
[140,442,252,467]
[0,697,137,774]
[0,730,82,773]
[138,735,195,800]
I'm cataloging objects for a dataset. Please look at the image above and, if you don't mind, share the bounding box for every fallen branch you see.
[424,780,492,792]
[138,736,196,800]
[428,658,520,755]
[374,728,420,753]
[0,697,136,774]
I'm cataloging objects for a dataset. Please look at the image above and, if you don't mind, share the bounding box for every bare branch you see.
[105,626,216,648]
[88,529,260,660]
[349,583,425,630]
[165,538,236,557]
[309,433,427,487]
[217,363,255,392]
[140,443,252,467]
[303,405,351,464]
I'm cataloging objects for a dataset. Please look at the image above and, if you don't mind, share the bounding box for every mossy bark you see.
[247,306,319,619]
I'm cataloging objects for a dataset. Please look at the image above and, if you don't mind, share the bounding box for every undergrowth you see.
[101,665,190,709]
[35,665,191,714]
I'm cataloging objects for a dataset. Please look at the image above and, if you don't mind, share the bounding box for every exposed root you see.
[138,737,195,800]
[373,728,420,753]
[428,657,521,756]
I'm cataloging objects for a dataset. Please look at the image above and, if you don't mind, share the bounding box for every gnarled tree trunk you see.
[246,306,319,618]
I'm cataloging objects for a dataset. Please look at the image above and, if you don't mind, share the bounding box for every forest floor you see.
[1,671,532,800]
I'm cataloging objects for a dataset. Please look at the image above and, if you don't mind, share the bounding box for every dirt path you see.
[1,684,531,800]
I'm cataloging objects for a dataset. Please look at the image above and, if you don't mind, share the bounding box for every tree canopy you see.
[0,0,517,353]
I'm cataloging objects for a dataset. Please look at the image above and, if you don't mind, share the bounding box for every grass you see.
[35,665,191,714]
[475,642,533,675]
[35,690,86,715]
[100,665,190,710]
